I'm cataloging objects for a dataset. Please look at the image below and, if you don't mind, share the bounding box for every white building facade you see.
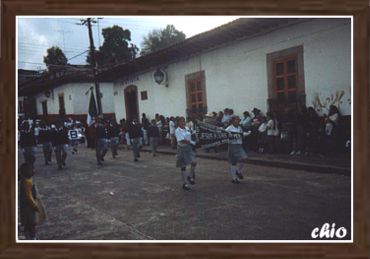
[19,18,351,126]
[112,18,351,122]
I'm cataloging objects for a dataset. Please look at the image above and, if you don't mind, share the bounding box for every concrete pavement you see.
[18,145,351,240]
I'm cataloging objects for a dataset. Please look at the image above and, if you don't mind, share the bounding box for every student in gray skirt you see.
[225,115,251,183]
[175,117,197,190]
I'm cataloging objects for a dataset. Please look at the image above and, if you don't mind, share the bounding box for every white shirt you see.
[169,121,176,134]
[266,119,275,136]
[221,114,231,124]
[329,113,339,125]
[225,125,243,145]
[175,127,191,146]
[156,120,162,129]
[258,122,267,133]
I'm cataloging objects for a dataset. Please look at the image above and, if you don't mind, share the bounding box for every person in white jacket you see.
[225,115,251,183]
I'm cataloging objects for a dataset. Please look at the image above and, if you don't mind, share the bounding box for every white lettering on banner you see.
[311,223,348,239]
[68,130,78,139]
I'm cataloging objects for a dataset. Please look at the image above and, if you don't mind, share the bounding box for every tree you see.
[87,25,138,66]
[43,46,68,73]
[140,25,186,56]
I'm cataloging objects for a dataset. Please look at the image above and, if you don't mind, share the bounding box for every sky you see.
[17,16,243,71]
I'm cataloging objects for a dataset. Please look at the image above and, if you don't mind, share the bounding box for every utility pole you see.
[81,18,103,116]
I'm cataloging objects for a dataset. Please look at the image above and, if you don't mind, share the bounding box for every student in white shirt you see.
[225,115,251,183]
[175,117,197,190]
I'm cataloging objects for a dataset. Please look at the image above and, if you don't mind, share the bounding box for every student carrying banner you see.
[225,115,251,183]
[175,117,197,191]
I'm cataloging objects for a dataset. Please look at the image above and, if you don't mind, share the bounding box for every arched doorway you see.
[124,85,139,121]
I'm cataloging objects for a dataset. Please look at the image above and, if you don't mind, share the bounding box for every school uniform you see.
[20,129,36,165]
[225,125,247,163]
[51,126,69,169]
[147,124,160,156]
[127,121,143,161]
[175,127,197,188]
[95,123,108,165]
[38,127,53,164]
[225,125,247,182]
[108,124,120,158]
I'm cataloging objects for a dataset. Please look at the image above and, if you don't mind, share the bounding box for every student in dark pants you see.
[38,121,52,165]
[51,121,69,170]
[127,119,143,162]
[108,120,120,158]
[19,121,36,165]
[95,118,108,166]
[147,119,160,156]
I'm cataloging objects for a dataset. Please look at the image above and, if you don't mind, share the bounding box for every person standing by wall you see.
[169,117,177,149]
[141,113,150,146]
[175,117,197,191]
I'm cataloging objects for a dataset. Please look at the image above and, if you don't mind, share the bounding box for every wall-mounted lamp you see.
[153,68,168,87]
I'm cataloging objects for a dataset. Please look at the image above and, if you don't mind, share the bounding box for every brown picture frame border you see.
[1,0,369,258]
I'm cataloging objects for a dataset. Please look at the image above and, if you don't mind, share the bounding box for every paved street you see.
[18,145,351,240]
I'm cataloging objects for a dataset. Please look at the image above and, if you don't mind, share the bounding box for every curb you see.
[123,146,350,176]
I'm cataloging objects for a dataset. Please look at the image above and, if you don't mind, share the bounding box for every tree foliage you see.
[87,25,138,66]
[140,25,186,56]
[43,46,68,72]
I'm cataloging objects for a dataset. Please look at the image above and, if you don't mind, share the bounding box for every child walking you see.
[225,116,250,183]
[175,117,197,190]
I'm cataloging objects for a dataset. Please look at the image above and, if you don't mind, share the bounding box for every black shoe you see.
[182,184,191,190]
[101,156,104,162]
[232,178,240,184]
[236,171,244,180]
[97,162,103,166]
[62,161,66,166]
[187,176,195,185]
[137,153,141,158]
[134,158,138,162]
[45,162,49,165]
[58,165,63,170]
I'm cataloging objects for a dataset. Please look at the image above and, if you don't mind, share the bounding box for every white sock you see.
[229,165,237,179]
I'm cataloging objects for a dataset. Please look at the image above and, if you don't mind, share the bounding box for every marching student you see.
[38,121,53,165]
[175,117,197,191]
[147,119,160,156]
[108,120,120,159]
[225,115,250,183]
[127,118,143,162]
[19,121,36,165]
[95,118,109,166]
[51,121,69,170]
